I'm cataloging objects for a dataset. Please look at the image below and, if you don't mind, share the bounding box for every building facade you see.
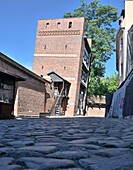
[33,17,91,117]
[116,0,133,85]
[0,52,50,117]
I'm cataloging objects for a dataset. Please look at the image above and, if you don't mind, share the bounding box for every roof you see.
[0,52,50,84]
[0,70,25,81]
[47,71,71,84]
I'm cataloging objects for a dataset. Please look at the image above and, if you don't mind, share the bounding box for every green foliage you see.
[64,0,118,96]
[88,72,118,96]
[106,72,119,94]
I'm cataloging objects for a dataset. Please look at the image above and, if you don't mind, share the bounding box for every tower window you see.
[46,23,49,28]
[68,22,72,28]
[65,45,67,49]
[42,66,44,70]
[44,45,46,49]
[57,22,61,28]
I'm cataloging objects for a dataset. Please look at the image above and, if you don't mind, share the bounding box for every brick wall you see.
[87,107,105,117]
[33,17,85,116]
[0,53,47,117]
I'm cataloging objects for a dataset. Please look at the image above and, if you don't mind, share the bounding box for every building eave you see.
[0,52,50,84]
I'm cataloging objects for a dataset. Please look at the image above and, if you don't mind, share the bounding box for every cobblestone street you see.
[0,117,133,170]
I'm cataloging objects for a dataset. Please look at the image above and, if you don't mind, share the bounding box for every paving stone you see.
[35,137,62,142]
[1,117,133,169]
[47,150,90,159]
[68,139,89,144]
[7,150,44,158]
[93,148,130,158]
[18,157,76,169]
[79,153,133,170]
[18,146,56,154]
[0,165,22,170]
[97,139,129,148]
[60,135,86,140]
[61,168,83,170]
[0,157,15,166]
[34,142,60,146]
[0,143,4,147]
[7,140,34,147]
[0,147,14,156]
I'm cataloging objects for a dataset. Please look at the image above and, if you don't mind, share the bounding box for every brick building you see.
[33,17,91,117]
[0,52,50,117]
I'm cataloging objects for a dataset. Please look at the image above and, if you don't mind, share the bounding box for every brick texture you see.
[0,53,47,117]
[33,17,85,116]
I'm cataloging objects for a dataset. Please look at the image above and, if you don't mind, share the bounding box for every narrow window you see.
[121,63,123,76]
[46,23,49,28]
[65,45,67,49]
[57,22,61,28]
[42,66,44,70]
[68,22,72,28]
[44,45,46,49]
[120,37,123,51]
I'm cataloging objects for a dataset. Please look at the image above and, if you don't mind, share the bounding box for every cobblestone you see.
[0,117,133,169]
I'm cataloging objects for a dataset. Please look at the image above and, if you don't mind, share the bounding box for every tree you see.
[64,0,118,96]
[106,72,119,94]
[88,72,118,96]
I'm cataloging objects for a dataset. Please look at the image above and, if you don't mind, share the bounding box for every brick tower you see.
[33,17,91,117]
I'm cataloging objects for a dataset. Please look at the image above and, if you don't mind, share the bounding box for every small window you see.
[120,37,123,51]
[121,63,123,76]
[44,45,46,49]
[68,22,72,28]
[42,66,44,70]
[57,22,61,28]
[65,45,67,49]
[46,23,49,28]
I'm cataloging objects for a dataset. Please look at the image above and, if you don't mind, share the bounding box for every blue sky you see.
[0,0,124,76]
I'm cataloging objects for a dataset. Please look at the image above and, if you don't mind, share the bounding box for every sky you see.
[0,0,124,76]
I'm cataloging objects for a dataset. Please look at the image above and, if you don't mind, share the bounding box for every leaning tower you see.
[33,17,91,117]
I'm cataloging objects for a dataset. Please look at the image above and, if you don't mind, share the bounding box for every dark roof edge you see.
[47,71,71,84]
[0,52,50,84]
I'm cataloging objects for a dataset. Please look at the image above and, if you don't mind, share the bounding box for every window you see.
[121,63,123,76]
[57,22,61,28]
[0,78,14,104]
[44,45,46,49]
[42,66,44,70]
[120,37,123,51]
[46,23,49,28]
[65,45,67,49]
[68,22,72,28]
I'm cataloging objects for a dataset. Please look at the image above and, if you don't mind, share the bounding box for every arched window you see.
[57,22,61,28]
[68,22,72,28]
[46,23,49,28]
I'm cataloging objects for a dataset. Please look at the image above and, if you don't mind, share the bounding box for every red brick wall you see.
[33,17,85,116]
[0,56,46,117]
